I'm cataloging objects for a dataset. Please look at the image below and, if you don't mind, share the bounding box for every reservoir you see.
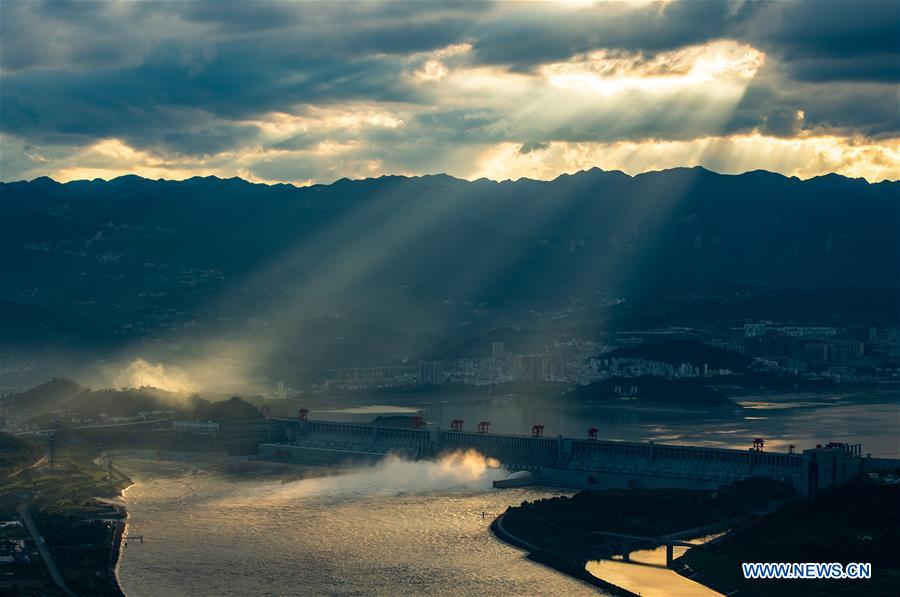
[321,390,900,457]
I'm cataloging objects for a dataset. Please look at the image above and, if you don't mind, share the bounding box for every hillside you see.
[58,387,196,418]
[566,375,734,409]
[1,168,897,383]
[8,377,269,424]
[3,378,85,415]
[197,396,265,425]
[0,432,42,476]
[599,340,751,372]
[681,482,900,597]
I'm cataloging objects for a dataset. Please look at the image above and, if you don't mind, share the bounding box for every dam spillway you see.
[260,417,891,496]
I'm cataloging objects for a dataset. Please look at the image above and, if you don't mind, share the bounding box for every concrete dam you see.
[260,417,895,497]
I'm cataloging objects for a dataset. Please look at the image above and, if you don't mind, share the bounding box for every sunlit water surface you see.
[117,390,899,595]
[117,457,602,597]
[586,535,724,597]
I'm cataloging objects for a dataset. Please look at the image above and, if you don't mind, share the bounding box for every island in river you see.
[492,478,798,595]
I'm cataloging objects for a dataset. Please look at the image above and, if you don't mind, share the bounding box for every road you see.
[15,417,173,436]
[2,455,47,479]
[17,504,77,597]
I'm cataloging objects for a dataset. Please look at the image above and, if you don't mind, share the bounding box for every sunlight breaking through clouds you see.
[109,358,196,394]
[1,1,896,183]
[541,41,765,96]
[30,132,900,185]
[472,135,900,182]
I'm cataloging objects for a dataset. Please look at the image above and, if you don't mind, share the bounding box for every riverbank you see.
[490,512,639,596]
[490,478,796,595]
[0,442,133,595]
[677,480,900,596]
[103,476,135,597]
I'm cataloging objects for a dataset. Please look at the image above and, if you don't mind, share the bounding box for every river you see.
[117,455,601,597]
[116,389,899,595]
[586,537,723,597]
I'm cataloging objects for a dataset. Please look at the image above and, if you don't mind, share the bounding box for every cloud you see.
[470,135,900,184]
[519,141,550,155]
[469,1,755,69]
[0,0,896,183]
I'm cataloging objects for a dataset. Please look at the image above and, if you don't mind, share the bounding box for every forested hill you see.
[1,167,897,378]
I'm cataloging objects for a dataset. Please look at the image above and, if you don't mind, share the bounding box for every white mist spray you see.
[237,450,510,505]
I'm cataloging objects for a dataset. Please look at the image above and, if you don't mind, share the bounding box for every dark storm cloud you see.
[168,0,304,32]
[470,0,759,69]
[744,0,900,84]
[519,141,550,155]
[724,70,900,140]
[473,1,898,83]
[0,0,481,158]
[0,0,897,181]
[752,1,899,60]
[0,32,419,154]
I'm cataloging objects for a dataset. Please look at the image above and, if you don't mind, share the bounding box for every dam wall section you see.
[263,418,895,496]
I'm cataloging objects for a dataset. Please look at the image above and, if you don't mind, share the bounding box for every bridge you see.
[593,531,700,568]
[261,416,895,496]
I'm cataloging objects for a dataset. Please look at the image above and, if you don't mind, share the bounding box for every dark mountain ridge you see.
[1,167,897,381]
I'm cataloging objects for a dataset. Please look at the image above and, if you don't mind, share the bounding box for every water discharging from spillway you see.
[117,456,600,596]
[246,449,509,501]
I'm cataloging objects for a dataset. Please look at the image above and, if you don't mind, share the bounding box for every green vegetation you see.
[0,392,269,594]
[502,479,795,557]
[4,377,85,415]
[0,432,42,477]
[680,482,900,596]
[199,395,265,424]
[0,438,130,596]
[31,510,122,595]
[494,478,797,593]
[59,386,201,418]
[16,378,269,428]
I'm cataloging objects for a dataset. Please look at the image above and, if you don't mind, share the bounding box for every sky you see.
[1,0,898,184]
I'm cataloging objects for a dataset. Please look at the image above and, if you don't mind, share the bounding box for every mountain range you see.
[1,167,897,385]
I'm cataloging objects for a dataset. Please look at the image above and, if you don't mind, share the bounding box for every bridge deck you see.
[593,531,696,548]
